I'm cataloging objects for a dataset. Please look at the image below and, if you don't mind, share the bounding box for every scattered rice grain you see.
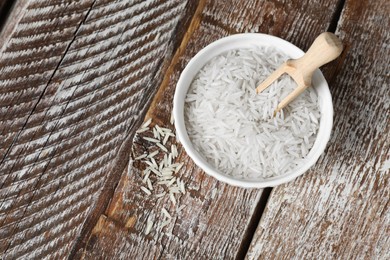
[162,208,172,219]
[136,127,149,133]
[169,187,180,194]
[161,127,172,133]
[163,134,170,145]
[140,186,151,195]
[135,153,147,160]
[142,118,152,128]
[160,175,174,181]
[157,142,168,152]
[177,205,186,212]
[170,112,175,124]
[171,145,178,158]
[144,161,155,169]
[143,137,160,143]
[151,158,158,168]
[166,132,175,137]
[156,192,166,198]
[145,217,153,235]
[163,154,168,167]
[147,178,153,190]
[153,128,160,140]
[180,180,186,194]
[157,180,170,185]
[167,178,176,187]
[175,162,184,173]
[155,125,164,136]
[149,167,161,176]
[148,150,159,158]
[160,220,171,229]
[168,153,172,165]
[143,170,151,183]
[169,192,177,205]
[159,161,164,171]
[162,170,174,176]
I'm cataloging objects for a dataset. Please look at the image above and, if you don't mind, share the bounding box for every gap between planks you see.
[235,187,272,260]
[327,0,347,33]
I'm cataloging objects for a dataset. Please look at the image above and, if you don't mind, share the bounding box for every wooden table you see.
[0,0,388,259]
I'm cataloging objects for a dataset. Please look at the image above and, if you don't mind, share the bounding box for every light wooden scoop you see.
[256,32,343,115]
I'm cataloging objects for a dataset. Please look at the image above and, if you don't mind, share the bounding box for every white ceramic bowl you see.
[173,33,333,188]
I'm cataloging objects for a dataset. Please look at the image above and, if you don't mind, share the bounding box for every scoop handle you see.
[291,32,343,83]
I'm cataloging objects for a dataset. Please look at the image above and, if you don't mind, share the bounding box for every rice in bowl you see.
[184,46,320,180]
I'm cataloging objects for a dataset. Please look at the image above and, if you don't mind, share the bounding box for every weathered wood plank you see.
[81,0,341,258]
[0,0,195,258]
[246,0,390,258]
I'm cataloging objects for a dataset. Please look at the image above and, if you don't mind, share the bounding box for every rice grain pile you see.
[133,117,187,235]
[184,46,320,179]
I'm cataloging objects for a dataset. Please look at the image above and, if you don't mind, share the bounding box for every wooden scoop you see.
[256,32,343,115]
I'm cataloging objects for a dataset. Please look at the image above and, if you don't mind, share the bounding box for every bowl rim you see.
[173,33,333,188]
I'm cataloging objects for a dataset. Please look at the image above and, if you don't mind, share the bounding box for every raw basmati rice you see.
[184,46,320,179]
[141,186,152,195]
[169,192,177,205]
[133,118,189,235]
[163,134,170,145]
[156,192,166,198]
[147,178,153,190]
[135,153,147,160]
[145,217,153,235]
[159,219,171,229]
[136,127,149,133]
[143,137,160,143]
[142,118,152,128]
[162,208,172,219]
[156,142,168,152]
[148,150,159,158]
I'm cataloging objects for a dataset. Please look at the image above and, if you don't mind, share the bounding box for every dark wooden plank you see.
[0,0,28,52]
[247,0,390,258]
[0,0,196,258]
[0,0,14,28]
[0,0,10,27]
[0,0,5,9]
[80,0,341,258]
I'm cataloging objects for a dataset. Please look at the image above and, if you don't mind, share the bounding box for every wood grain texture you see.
[247,0,390,259]
[81,0,341,258]
[0,0,194,258]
